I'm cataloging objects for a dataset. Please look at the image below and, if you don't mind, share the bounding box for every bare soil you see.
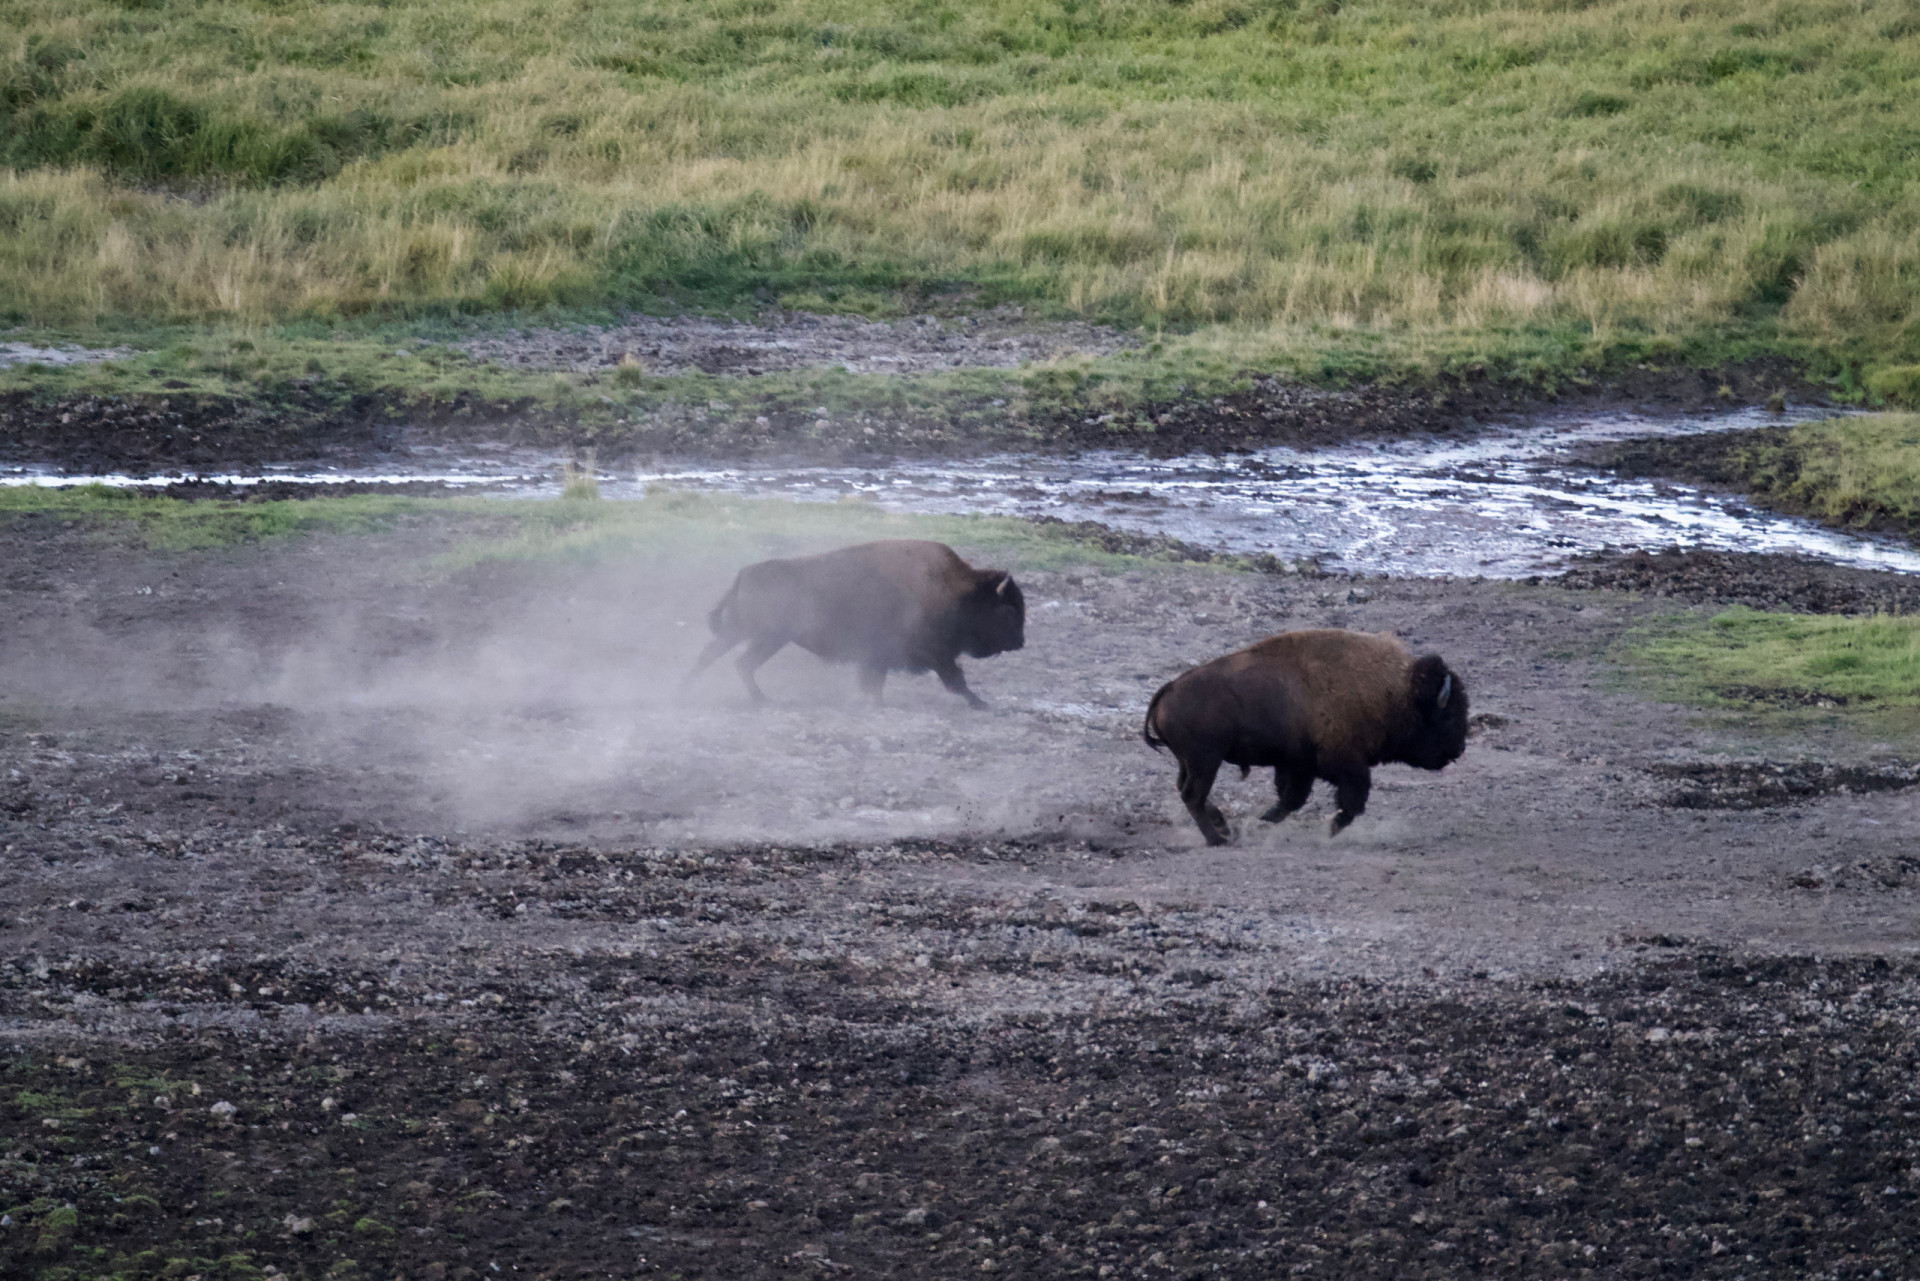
[452,307,1137,377]
[1549,547,1920,615]
[4,516,1919,1279]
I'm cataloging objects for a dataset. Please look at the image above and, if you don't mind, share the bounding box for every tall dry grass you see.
[1,0,1916,368]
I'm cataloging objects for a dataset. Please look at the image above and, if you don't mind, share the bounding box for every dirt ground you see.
[451,307,1137,377]
[4,514,1920,1279]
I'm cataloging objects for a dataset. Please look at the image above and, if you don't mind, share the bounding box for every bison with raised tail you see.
[688,540,1025,708]
[1143,629,1468,844]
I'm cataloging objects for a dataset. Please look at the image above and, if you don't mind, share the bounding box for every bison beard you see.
[687,540,1025,709]
[1143,629,1469,844]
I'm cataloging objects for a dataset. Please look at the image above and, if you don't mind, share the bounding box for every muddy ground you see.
[452,307,1137,377]
[1,329,1823,475]
[1550,547,1920,616]
[4,514,1919,1279]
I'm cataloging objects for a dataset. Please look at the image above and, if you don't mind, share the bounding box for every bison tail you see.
[706,577,741,638]
[1142,682,1173,753]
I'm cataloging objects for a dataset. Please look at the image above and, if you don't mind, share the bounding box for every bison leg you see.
[1260,767,1314,823]
[1326,762,1372,836]
[933,659,988,710]
[857,662,888,705]
[734,636,785,705]
[1176,753,1231,846]
[684,633,740,687]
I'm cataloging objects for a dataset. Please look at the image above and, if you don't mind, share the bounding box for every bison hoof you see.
[1258,804,1288,823]
[963,695,989,711]
[1329,812,1356,836]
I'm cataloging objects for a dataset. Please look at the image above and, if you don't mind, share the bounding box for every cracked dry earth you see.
[4,516,1920,1280]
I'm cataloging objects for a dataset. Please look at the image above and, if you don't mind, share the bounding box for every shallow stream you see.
[8,407,1918,578]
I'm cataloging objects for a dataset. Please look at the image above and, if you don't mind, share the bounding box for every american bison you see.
[688,540,1025,708]
[1143,629,1468,844]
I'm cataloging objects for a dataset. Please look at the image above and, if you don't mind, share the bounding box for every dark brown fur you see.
[1143,629,1469,844]
[687,540,1025,708]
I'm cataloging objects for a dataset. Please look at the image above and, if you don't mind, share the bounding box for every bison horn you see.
[1437,673,1453,709]
[996,575,1012,597]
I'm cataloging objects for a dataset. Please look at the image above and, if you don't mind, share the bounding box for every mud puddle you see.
[12,406,1916,579]
[634,407,1920,578]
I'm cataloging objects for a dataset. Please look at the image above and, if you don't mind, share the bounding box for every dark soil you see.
[1580,426,1790,492]
[7,945,1920,1281]
[1650,759,1920,809]
[145,479,487,502]
[0,389,414,476]
[5,511,1919,1281]
[1,358,1827,476]
[1548,547,1920,615]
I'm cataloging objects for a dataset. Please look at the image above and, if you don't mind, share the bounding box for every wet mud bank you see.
[1585,426,1920,549]
[1547,547,1920,615]
[2,358,1826,477]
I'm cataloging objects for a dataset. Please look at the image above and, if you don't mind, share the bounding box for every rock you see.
[209,1100,237,1118]
[285,1214,314,1235]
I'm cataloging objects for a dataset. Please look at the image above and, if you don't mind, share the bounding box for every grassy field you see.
[2,0,1919,407]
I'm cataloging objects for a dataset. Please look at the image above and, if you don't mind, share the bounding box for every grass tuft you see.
[558,454,601,503]
[1627,607,1920,719]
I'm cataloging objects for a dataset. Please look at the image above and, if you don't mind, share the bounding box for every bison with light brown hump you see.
[1143,629,1469,844]
[688,540,1024,708]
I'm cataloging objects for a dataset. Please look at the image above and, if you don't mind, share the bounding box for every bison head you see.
[1403,654,1469,770]
[960,572,1025,658]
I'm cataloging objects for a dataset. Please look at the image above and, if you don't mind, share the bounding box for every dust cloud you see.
[5,529,1141,846]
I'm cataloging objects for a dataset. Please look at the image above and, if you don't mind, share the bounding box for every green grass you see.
[3,0,1920,402]
[1627,606,1920,717]
[0,481,1245,572]
[1726,412,1920,533]
[0,482,434,549]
